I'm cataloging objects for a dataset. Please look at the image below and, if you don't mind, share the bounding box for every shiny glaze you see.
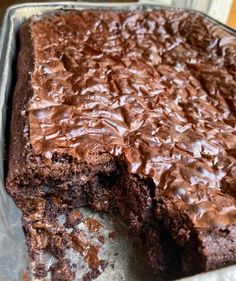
[28,10,236,227]
[71,232,101,270]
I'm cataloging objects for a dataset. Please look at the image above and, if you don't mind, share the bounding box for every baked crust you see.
[6,10,236,280]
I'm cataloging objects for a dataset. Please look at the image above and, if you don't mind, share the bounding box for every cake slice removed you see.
[6,9,236,280]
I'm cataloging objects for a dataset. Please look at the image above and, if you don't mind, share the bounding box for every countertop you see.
[0,0,236,29]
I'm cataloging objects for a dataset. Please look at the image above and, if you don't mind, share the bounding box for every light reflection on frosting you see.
[28,10,236,227]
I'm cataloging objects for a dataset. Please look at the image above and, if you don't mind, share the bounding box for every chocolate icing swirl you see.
[28,10,236,227]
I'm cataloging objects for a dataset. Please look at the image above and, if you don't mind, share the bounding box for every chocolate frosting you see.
[28,10,236,227]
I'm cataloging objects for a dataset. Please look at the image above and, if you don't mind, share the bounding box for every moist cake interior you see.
[6,9,236,281]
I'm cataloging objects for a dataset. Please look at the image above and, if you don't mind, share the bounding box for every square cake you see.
[6,9,236,280]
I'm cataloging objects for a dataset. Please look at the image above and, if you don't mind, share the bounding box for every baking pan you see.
[0,2,236,281]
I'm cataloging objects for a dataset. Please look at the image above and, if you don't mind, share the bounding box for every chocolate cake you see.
[6,8,236,280]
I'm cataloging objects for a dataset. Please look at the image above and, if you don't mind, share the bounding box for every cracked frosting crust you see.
[28,10,236,227]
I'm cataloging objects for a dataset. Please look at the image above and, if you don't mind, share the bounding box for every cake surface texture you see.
[7,8,236,280]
